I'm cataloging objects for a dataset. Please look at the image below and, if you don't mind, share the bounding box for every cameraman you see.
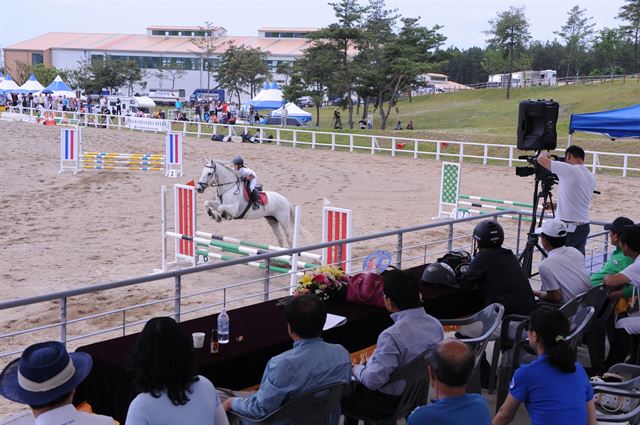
[537,145,596,255]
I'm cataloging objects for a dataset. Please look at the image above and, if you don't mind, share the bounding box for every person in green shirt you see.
[591,217,635,294]
[590,216,635,371]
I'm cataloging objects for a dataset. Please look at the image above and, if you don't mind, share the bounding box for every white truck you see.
[106,96,156,116]
[147,88,186,106]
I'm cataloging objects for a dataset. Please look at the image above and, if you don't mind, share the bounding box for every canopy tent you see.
[43,75,76,98]
[248,82,283,110]
[569,104,640,142]
[19,74,45,93]
[0,75,20,94]
[270,102,312,122]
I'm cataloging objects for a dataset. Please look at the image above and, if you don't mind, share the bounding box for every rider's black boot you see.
[251,189,260,210]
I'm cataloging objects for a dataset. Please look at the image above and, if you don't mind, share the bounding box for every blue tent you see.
[43,75,75,97]
[248,81,284,110]
[569,104,640,139]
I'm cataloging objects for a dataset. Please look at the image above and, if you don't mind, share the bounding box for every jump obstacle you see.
[434,161,538,222]
[59,127,183,177]
[160,181,353,274]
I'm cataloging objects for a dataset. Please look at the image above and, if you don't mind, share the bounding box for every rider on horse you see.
[232,156,260,210]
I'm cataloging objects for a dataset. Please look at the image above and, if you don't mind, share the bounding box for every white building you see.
[4,25,317,102]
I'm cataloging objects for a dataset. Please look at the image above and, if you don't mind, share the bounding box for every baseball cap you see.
[604,217,635,234]
[534,219,568,238]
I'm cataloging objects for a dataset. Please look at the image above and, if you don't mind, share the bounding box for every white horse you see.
[196,160,295,247]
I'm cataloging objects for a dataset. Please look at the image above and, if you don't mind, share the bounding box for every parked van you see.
[106,96,156,116]
[190,88,225,103]
[147,88,186,105]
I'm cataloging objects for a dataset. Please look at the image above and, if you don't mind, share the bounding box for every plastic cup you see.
[192,332,205,349]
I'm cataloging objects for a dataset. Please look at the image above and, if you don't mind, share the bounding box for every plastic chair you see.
[592,375,640,425]
[489,286,606,393]
[440,303,504,393]
[495,306,595,411]
[343,351,431,425]
[230,382,348,425]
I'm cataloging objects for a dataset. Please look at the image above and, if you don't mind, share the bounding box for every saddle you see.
[243,185,268,205]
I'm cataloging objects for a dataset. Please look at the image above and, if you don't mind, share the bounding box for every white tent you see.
[0,75,20,94]
[248,82,284,110]
[271,102,312,122]
[43,75,76,98]
[19,74,45,93]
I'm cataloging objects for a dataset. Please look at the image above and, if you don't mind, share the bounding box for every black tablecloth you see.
[75,264,482,423]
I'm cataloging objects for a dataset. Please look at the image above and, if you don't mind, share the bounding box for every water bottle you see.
[217,308,230,344]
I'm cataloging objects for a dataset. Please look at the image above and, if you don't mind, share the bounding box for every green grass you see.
[304,79,640,154]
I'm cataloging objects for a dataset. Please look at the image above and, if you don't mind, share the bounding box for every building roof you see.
[5,32,313,57]
[258,27,318,32]
[146,25,225,31]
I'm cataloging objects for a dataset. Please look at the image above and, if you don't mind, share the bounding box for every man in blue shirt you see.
[222,295,351,424]
[342,270,444,423]
[408,340,491,425]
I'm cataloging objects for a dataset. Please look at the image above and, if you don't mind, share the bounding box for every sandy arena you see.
[0,120,638,418]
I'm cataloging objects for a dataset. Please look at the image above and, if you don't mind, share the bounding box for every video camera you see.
[515,153,561,185]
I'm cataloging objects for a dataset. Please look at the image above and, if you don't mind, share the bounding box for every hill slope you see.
[310,79,639,155]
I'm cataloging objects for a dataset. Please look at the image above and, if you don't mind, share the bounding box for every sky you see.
[0,0,626,55]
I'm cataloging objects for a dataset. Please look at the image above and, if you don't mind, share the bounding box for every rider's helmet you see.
[232,156,244,167]
[473,220,504,248]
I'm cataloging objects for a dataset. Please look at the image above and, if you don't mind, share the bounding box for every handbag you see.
[346,273,386,308]
[590,373,638,413]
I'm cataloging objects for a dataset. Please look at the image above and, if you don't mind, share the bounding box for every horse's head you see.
[196,160,216,193]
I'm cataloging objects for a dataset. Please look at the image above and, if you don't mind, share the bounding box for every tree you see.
[155,60,187,89]
[13,61,31,85]
[554,5,595,77]
[354,0,445,129]
[83,58,145,94]
[284,43,339,126]
[276,61,293,86]
[617,0,640,73]
[216,42,270,105]
[310,0,365,129]
[31,64,61,87]
[190,22,223,91]
[485,6,531,99]
[592,28,626,77]
[528,40,564,72]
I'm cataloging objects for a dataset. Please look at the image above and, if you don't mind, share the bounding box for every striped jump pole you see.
[322,203,353,273]
[457,195,538,210]
[191,236,318,270]
[160,180,197,272]
[195,249,291,274]
[195,231,322,262]
[60,128,183,178]
[456,207,533,222]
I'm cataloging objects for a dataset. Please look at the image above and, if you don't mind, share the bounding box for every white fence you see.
[3,106,639,177]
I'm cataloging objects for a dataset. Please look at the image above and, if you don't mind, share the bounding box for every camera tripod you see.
[518,176,556,277]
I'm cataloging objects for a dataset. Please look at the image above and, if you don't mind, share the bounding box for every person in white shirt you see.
[231,156,261,210]
[537,145,596,255]
[0,341,114,425]
[126,317,229,425]
[533,219,592,304]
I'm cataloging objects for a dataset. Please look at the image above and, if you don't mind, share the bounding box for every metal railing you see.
[0,210,611,360]
[3,106,639,177]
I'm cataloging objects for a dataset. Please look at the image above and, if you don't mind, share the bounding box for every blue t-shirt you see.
[510,354,593,425]
[407,394,491,425]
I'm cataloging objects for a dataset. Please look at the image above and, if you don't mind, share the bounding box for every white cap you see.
[534,219,568,238]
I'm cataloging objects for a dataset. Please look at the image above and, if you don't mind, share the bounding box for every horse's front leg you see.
[204,200,222,222]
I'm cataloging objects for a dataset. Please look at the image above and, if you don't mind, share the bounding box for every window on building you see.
[151,30,164,36]
[32,53,44,65]
[169,31,180,36]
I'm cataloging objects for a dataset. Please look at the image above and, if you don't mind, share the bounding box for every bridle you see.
[199,161,241,201]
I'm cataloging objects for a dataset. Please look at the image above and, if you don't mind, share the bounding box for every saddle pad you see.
[243,186,268,205]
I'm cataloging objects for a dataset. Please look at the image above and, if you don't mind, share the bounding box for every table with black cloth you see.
[74,264,482,423]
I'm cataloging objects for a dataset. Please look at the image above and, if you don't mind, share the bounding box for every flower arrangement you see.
[295,265,349,302]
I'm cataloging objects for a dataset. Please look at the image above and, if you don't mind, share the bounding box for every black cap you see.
[604,217,635,234]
